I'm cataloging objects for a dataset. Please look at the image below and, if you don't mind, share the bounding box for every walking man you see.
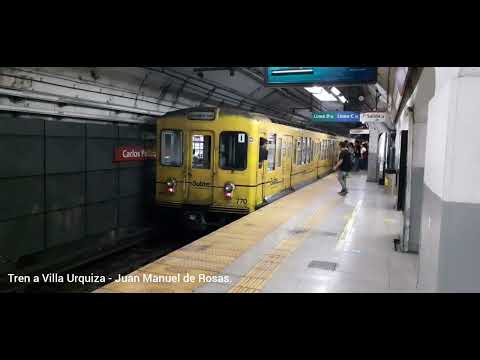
[334,141,352,196]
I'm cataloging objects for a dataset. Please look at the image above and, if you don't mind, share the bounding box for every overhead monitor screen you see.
[265,67,378,86]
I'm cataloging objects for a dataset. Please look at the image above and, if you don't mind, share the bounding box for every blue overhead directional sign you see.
[312,112,360,123]
[266,67,377,86]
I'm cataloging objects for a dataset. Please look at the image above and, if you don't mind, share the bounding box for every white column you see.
[367,127,380,182]
[418,67,480,291]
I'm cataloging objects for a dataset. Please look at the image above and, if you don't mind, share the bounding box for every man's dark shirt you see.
[354,144,361,158]
[339,149,351,172]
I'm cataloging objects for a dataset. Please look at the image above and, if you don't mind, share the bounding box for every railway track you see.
[5,225,212,293]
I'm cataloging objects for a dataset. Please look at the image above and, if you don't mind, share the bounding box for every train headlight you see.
[166,178,177,194]
[224,182,235,199]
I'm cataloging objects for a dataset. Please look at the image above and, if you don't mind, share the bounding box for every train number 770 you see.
[237,198,247,205]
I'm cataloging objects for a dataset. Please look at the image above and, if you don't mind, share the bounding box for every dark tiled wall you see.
[0,113,156,264]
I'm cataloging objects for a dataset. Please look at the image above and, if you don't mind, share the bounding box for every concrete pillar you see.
[418,68,480,291]
[367,128,380,182]
[401,68,435,253]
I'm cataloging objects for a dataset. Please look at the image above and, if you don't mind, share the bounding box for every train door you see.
[256,132,268,205]
[283,135,293,190]
[186,130,214,204]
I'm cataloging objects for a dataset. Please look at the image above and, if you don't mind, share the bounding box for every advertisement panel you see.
[266,67,377,86]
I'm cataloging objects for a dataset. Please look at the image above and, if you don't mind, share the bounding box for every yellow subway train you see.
[155,107,347,229]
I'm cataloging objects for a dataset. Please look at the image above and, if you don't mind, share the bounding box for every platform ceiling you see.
[0,67,390,137]
[148,67,390,137]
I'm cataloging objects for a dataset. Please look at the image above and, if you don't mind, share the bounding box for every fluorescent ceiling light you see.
[305,86,338,101]
[338,96,348,103]
[304,86,323,94]
[313,92,337,101]
[330,87,341,96]
[272,69,314,76]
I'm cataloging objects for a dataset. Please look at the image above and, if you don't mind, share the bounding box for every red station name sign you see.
[114,147,156,162]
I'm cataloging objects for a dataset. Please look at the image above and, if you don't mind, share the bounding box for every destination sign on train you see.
[312,111,361,123]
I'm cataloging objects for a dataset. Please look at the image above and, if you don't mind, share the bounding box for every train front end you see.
[155,107,258,232]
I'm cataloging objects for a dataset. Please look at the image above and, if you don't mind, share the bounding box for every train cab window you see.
[220,132,248,170]
[161,130,183,166]
[192,134,211,169]
[267,134,276,171]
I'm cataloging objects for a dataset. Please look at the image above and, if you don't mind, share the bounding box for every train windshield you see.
[220,132,248,170]
[161,130,183,166]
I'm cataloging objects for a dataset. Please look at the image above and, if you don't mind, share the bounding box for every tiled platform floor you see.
[96,172,419,293]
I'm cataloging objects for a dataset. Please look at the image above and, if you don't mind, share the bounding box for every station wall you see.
[0,112,155,269]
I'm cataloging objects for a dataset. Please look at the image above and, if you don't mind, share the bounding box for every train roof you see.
[160,106,338,137]
[159,106,271,122]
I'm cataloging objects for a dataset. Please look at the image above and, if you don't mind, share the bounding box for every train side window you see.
[276,137,282,168]
[301,137,307,164]
[296,138,302,165]
[259,137,268,169]
[267,134,277,171]
[161,129,183,166]
[310,138,314,162]
[306,138,310,163]
[192,134,211,169]
[220,132,248,170]
[310,138,313,163]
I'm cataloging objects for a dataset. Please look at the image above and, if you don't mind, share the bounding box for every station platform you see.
[95,172,419,293]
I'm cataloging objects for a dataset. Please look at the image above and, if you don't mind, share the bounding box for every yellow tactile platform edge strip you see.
[228,196,342,293]
[96,176,338,293]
